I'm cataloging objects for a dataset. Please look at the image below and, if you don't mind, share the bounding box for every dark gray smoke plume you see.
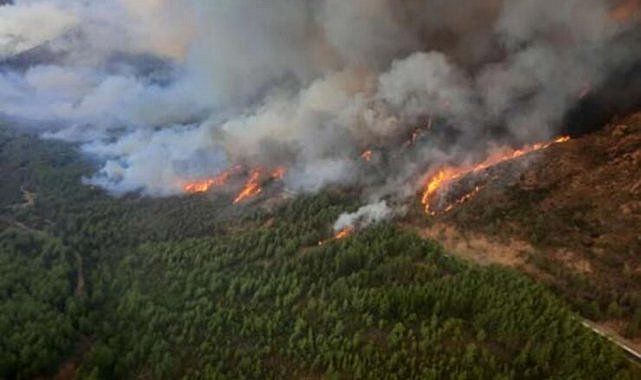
[0,0,639,200]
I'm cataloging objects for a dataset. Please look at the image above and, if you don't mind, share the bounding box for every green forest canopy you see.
[0,126,637,379]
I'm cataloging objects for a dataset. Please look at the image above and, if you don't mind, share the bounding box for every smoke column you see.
[0,0,639,199]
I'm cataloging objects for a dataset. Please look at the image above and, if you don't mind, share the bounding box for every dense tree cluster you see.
[0,127,637,379]
[0,229,78,377]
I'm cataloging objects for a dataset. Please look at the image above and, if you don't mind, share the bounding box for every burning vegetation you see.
[360,150,373,162]
[318,227,355,246]
[183,167,238,194]
[422,136,571,215]
[55,0,640,247]
[182,134,572,226]
[183,166,287,205]
[4,1,641,376]
[3,117,641,380]
[233,168,263,204]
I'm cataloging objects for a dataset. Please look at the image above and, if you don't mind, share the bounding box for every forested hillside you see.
[0,126,637,379]
[417,115,641,343]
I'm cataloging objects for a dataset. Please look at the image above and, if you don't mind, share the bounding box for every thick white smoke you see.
[0,2,77,57]
[334,201,398,231]
[0,0,639,197]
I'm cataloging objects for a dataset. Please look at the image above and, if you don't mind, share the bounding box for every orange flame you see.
[335,227,354,240]
[421,136,570,214]
[185,165,285,202]
[183,170,232,193]
[441,185,484,214]
[270,167,286,180]
[361,150,373,161]
[233,168,263,204]
[318,227,355,246]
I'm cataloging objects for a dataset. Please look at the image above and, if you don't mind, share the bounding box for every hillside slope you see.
[1,126,638,379]
[415,112,641,344]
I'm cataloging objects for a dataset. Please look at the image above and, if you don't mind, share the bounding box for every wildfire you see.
[361,150,373,161]
[233,168,263,204]
[421,136,570,214]
[441,185,484,214]
[318,227,355,246]
[335,227,354,240]
[271,167,286,180]
[184,164,286,204]
[231,166,287,204]
[183,170,232,193]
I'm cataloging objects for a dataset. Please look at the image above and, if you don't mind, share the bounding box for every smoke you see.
[0,2,76,57]
[0,0,639,199]
[334,201,397,231]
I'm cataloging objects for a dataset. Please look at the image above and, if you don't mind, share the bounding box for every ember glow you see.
[270,167,287,180]
[421,136,570,214]
[318,227,355,246]
[335,227,354,240]
[441,185,484,214]
[233,168,263,204]
[232,166,286,204]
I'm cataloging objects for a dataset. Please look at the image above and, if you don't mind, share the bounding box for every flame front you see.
[185,165,285,203]
[420,168,460,213]
[421,136,570,214]
[183,170,232,193]
[233,168,263,204]
[441,186,484,214]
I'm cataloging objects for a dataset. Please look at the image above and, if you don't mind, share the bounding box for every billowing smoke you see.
[334,201,398,231]
[0,2,76,57]
[1,0,640,199]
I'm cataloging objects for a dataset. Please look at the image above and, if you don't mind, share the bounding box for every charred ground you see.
[412,112,641,345]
